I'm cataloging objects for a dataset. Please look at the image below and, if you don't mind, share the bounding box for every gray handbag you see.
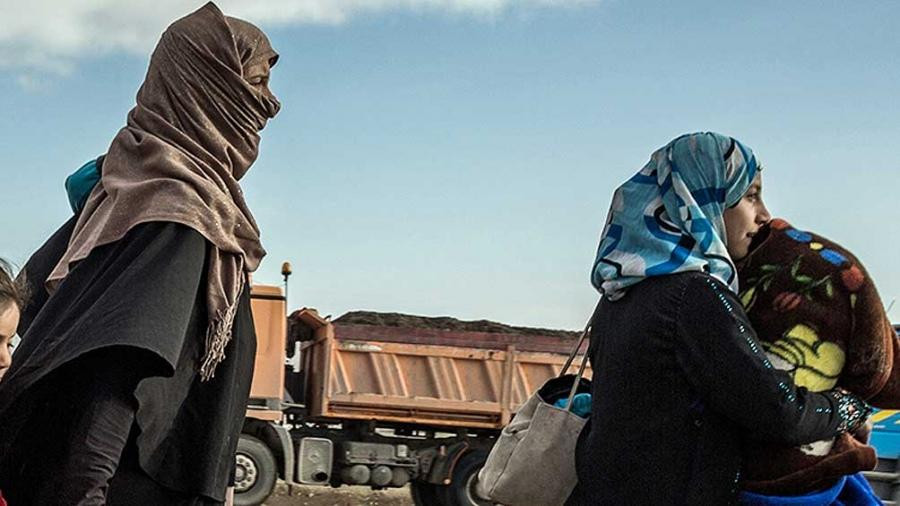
[475,317,593,506]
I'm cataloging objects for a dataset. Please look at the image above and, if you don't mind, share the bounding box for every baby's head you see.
[0,260,25,380]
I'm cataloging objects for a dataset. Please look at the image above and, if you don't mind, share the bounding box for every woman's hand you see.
[827,387,873,434]
[853,418,874,444]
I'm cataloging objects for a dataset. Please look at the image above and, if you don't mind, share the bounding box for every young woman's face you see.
[723,172,771,261]
[0,302,19,380]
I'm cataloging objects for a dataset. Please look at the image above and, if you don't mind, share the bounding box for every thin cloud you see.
[15,74,51,93]
[0,0,598,76]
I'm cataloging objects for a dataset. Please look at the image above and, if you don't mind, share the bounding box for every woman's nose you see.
[758,202,772,224]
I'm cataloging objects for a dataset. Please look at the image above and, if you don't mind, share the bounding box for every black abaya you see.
[0,220,256,504]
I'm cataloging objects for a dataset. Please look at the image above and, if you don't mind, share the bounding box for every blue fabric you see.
[591,132,759,299]
[837,473,882,506]
[65,158,101,213]
[739,477,845,505]
[738,473,882,506]
[552,393,592,418]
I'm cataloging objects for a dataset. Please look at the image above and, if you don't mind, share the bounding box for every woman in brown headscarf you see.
[0,3,280,504]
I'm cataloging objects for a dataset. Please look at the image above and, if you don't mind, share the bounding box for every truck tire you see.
[234,434,278,506]
[436,450,492,506]
[410,481,442,506]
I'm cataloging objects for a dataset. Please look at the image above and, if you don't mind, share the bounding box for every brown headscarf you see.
[47,2,280,380]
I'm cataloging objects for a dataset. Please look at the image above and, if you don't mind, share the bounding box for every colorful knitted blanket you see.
[736,218,897,495]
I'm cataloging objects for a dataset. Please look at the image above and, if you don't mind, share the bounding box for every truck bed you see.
[294,310,589,430]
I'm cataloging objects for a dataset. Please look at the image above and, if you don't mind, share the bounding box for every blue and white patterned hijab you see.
[592,132,759,299]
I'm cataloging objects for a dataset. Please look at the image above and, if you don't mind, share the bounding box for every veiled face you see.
[225,14,281,120]
[245,58,276,104]
[137,5,282,181]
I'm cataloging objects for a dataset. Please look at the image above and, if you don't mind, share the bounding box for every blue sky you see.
[1,0,898,328]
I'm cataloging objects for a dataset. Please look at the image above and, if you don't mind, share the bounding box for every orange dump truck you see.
[237,285,588,506]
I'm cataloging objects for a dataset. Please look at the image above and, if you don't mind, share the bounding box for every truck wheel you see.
[436,450,492,506]
[234,434,278,506]
[411,481,442,506]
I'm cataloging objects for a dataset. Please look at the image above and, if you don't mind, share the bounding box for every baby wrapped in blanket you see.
[736,218,898,495]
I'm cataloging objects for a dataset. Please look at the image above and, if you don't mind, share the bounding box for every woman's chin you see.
[747,224,773,255]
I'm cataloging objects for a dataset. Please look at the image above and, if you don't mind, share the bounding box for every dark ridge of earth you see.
[334,311,579,338]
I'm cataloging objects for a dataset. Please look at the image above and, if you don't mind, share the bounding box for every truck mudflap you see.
[272,423,295,484]
[419,441,471,485]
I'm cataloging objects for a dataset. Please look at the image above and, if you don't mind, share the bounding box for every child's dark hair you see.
[0,259,27,311]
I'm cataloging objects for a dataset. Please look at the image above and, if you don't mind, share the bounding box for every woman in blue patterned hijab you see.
[567,134,872,505]
[592,131,759,298]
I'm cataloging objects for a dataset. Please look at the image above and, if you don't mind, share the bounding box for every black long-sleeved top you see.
[566,272,861,505]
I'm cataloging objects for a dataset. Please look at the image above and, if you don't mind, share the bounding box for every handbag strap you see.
[558,323,590,378]
[559,300,601,412]
[559,299,601,377]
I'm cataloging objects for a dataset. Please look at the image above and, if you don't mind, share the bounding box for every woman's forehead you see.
[226,16,276,69]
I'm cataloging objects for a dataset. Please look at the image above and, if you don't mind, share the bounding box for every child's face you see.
[0,302,19,380]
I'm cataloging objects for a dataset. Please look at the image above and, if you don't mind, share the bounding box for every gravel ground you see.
[263,481,414,506]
